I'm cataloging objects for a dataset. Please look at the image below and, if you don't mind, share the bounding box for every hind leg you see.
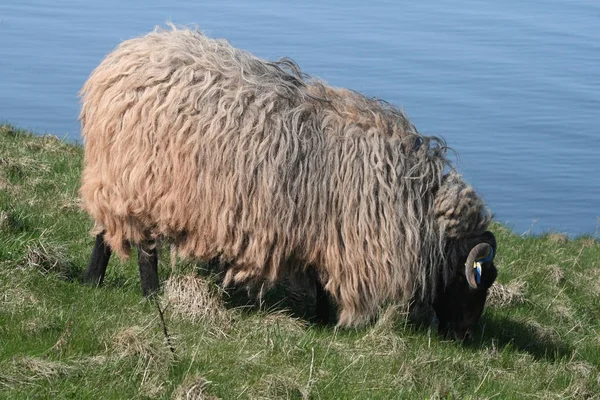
[83,232,111,286]
[138,244,159,296]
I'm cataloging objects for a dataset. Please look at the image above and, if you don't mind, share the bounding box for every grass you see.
[1,123,599,399]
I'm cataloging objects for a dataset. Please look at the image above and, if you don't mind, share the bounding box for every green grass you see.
[1,123,599,399]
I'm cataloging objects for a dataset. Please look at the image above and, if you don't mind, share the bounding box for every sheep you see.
[80,26,497,338]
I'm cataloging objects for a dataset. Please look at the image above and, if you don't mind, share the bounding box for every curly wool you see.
[80,27,490,326]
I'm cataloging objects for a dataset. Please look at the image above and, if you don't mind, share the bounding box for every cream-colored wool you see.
[80,26,490,327]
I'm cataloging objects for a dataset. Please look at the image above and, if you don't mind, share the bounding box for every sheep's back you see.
[79,28,315,260]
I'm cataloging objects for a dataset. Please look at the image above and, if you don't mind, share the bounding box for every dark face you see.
[432,232,497,340]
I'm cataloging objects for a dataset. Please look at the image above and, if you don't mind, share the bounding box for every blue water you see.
[1,0,599,236]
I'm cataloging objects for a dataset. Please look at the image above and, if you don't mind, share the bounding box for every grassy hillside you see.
[1,124,599,399]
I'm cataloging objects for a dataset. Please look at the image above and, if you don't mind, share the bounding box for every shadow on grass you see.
[466,313,573,361]
[220,279,324,323]
[191,259,334,324]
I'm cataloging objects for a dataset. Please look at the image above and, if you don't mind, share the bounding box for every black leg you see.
[138,244,159,296]
[83,232,111,286]
[314,279,333,325]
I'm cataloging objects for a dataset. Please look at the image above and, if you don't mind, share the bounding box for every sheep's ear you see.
[480,231,497,254]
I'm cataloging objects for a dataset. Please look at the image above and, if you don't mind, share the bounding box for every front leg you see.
[314,278,335,325]
[83,232,111,286]
[138,244,159,296]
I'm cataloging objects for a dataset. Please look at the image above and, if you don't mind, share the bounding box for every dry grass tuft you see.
[0,125,70,154]
[84,355,109,366]
[0,154,50,179]
[20,357,73,378]
[0,356,109,390]
[547,233,569,244]
[547,264,565,284]
[487,281,526,307]
[252,373,309,400]
[250,309,308,335]
[0,356,75,389]
[20,317,48,335]
[357,305,407,355]
[542,285,575,321]
[172,375,218,400]
[566,361,596,379]
[375,304,407,331]
[562,361,600,400]
[140,375,168,399]
[20,239,76,279]
[112,325,165,361]
[23,134,71,154]
[580,238,598,248]
[59,195,82,212]
[527,320,559,342]
[238,311,308,363]
[551,301,575,322]
[163,274,231,333]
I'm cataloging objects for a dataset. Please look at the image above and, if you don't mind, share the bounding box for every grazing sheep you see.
[80,26,497,338]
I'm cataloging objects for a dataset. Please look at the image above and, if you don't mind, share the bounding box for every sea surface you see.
[1,0,599,236]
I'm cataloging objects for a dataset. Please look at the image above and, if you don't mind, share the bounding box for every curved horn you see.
[465,243,494,289]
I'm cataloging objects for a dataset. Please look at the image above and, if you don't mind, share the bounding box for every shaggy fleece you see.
[80,27,490,326]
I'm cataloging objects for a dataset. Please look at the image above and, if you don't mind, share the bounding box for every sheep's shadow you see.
[194,261,333,324]
[464,313,573,361]
[220,278,335,324]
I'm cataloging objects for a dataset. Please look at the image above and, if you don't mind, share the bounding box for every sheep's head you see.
[433,231,497,340]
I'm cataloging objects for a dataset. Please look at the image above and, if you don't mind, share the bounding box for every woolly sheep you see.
[80,27,497,338]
